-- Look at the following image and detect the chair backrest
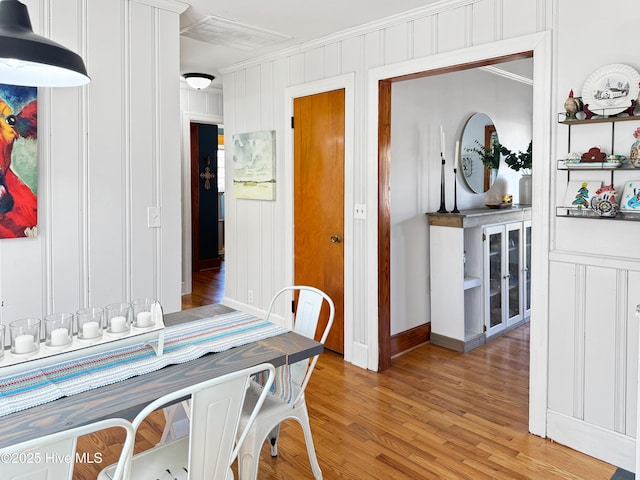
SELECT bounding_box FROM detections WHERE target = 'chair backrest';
[0,418,134,480]
[131,362,275,480]
[266,286,334,404]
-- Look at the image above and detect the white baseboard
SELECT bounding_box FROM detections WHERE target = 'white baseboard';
[547,409,635,472]
[220,297,287,327]
[220,297,265,319]
[350,342,369,369]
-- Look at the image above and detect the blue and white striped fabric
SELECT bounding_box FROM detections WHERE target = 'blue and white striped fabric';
[0,311,289,417]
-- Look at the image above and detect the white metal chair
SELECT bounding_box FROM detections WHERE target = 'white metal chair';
[99,363,275,480]
[0,418,134,480]
[237,285,335,480]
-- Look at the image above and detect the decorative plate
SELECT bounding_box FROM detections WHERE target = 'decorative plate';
[582,64,640,116]
[620,180,640,211]
[563,180,602,208]
[589,184,618,217]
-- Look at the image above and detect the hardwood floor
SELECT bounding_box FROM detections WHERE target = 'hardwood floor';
[74,269,617,479]
[181,263,225,309]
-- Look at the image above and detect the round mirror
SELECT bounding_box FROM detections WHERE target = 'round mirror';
[460,113,500,194]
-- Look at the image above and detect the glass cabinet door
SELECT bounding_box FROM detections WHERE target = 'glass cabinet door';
[484,225,504,336]
[506,222,523,326]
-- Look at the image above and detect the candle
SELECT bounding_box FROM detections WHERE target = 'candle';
[109,316,128,333]
[454,140,460,166]
[13,334,35,354]
[440,125,445,154]
[81,321,101,339]
[49,327,70,347]
[136,311,154,328]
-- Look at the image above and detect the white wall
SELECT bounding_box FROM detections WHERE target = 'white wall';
[219,0,640,471]
[389,67,532,334]
[0,0,185,332]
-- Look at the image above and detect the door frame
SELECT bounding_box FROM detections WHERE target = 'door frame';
[367,32,552,436]
[181,111,223,295]
[283,73,356,363]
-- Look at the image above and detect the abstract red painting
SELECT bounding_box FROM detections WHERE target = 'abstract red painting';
[0,84,37,239]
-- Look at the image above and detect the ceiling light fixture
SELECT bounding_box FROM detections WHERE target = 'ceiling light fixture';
[0,0,90,87]
[183,73,214,90]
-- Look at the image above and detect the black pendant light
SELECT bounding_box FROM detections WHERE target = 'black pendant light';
[0,0,89,87]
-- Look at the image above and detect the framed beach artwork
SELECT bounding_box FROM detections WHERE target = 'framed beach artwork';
[0,84,38,238]
[232,130,276,200]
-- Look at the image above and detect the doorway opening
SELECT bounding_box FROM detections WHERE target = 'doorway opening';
[379,52,534,370]
[187,122,225,302]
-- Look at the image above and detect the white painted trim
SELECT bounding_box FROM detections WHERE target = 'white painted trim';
[366,31,552,435]
[180,111,224,295]
[548,409,635,473]
[550,251,640,272]
[637,297,640,474]
[283,73,356,364]
[130,0,188,14]
[479,65,533,85]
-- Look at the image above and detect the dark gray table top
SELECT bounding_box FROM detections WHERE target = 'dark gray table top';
[0,304,323,448]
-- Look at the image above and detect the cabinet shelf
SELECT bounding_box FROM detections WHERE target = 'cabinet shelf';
[463,276,482,290]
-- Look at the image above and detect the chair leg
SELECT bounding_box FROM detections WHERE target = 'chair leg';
[159,405,178,444]
[268,424,280,457]
[297,403,322,480]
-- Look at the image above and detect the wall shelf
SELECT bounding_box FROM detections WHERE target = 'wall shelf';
[557,113,640,220]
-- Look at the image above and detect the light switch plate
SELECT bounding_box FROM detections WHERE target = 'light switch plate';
[354,204,366,219]
[147,207,161,228]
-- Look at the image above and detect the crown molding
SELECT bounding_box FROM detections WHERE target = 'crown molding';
[479,65,533,86]
[219,0,480,74]
[130,0,189,14]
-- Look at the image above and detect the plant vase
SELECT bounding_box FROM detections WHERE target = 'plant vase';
[519,174,532,205]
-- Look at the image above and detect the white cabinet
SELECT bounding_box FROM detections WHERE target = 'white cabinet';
[483,221,528,338]
[428,207,531,352]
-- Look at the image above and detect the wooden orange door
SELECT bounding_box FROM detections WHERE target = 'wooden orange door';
[293,89,345,354]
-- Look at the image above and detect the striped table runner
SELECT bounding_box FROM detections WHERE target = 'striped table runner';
[0,311,289,417]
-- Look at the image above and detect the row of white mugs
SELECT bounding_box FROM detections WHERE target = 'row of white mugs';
[0,298,160,358]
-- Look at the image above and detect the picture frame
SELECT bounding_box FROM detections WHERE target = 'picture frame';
[231,130,276,200]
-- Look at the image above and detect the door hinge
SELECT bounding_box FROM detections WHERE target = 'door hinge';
[483,324,487,332]
[482,233,486,241]
[291,300,295,313]
[291,116,294,129]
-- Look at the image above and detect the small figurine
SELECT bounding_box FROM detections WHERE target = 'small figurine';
[564,89,583,120]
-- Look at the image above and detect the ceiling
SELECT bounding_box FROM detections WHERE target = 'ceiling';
[179,0,444,88]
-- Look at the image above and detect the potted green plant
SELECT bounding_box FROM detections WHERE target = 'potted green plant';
[502,140,533,204]
[503,140,532,174]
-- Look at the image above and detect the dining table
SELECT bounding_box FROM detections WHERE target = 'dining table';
[0,304,323,449]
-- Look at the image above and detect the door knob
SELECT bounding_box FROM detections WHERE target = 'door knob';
[330,234,342,243]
